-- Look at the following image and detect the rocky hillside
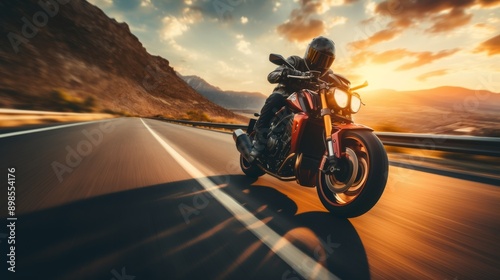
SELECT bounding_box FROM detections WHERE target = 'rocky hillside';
[179,74,266,111]
[0,0,242,121]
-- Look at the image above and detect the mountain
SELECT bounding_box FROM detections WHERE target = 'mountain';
[0,0,242,121]
[355,86,500,136]
[179,74,266,111]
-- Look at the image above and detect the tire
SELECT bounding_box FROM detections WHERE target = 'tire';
[317,130,388,217]
[240,154,265,178]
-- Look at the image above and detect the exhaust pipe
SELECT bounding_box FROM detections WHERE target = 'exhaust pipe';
[233,129,254,162]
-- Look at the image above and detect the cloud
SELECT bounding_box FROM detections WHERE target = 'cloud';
[182,7,203,24]
[87,0,113,7]
[237,41,251,54]
[426,7,473,33]
[140,0,152,7]
[348,48,460,70]
[474,34,500,56]
[373,0,497,34]
[277,18,325,42]
[371,48,413,64]
[216,60,250,77]
[160,7,203,41]
[350,0,500,50]
[327,16,347,28]
[236,36,252,55]
[276,0,357,42]
[349,50,375,68]
[273,2,281,12]
[365,0,376,15]
[161,16,189,40]
[473,23,497,33]
[349,28,402,49]
[159,7,204,60]
[396,49,460,70]
[417,69,449,82]
[241,16,248,24]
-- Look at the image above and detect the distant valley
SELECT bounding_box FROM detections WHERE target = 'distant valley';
[179,74,266,112]
[355,86,500,137]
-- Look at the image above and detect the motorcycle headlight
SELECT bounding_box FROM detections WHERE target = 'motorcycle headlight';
[351,93,362,113]
[334,89,348,109]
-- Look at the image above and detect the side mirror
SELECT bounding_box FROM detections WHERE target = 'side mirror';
[351,81,369,91]
[269,53,295,69]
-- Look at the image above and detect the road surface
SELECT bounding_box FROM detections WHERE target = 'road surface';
[1,118,499,279]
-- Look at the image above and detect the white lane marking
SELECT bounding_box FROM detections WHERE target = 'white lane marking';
[141,118,339,280]
[0,119,116,138]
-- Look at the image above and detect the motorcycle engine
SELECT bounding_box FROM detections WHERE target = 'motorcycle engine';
[266,113,293,159]
[267,135,279,155]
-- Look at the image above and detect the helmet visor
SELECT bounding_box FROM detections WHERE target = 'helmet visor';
[306,47,335,71]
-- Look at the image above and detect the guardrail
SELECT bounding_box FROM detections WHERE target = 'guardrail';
[156,118,500,157]
[374,132,500,157]
[157,118,247,130]
[0,109,92,116]
[0,109,116,128]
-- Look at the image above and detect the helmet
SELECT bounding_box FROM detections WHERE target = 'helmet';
[304,36,335,74]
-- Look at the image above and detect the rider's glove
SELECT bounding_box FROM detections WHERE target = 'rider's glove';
[282,68,304,79]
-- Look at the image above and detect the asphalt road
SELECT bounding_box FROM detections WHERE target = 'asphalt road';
[0,118,499,280]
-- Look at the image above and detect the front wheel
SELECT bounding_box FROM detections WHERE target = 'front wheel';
[317,130,388,217]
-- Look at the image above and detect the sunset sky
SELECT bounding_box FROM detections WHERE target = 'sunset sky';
[88,0,500,95]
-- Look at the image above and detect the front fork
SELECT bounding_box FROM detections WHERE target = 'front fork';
[319,89,373,175]
[319,88,337,174]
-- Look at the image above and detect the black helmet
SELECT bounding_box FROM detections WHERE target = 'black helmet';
[304,36,335,73]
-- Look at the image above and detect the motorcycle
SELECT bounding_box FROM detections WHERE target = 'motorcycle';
[232,53,388,217]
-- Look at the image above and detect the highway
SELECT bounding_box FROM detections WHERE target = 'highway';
[1,118,499,280]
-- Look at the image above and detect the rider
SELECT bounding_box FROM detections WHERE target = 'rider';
[249,36,336,161]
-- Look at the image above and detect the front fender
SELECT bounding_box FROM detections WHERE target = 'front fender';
[331,123,373,159]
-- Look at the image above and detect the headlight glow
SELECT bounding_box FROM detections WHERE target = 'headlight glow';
[334,89,348,108]
[351,94,361,113]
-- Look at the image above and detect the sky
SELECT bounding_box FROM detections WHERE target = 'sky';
[88,0,500,95]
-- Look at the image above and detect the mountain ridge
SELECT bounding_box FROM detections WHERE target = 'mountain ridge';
[178,73,267,111]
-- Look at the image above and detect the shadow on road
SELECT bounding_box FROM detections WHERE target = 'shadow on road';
[223,175,370,280]
[6,175,369,280]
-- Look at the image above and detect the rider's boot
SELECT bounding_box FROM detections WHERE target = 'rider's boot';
[248,128,266,162]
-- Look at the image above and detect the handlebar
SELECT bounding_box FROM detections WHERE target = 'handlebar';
[286,70,338,89]
[286,74,313,80]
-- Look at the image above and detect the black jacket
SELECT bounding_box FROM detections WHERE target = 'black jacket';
[267,55,335,96]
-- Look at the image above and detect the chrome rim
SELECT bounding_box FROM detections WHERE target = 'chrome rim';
[325,148,358,193]
[323,135,370,205]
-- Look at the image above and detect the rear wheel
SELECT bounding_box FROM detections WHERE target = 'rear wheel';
[317,130,388,217]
